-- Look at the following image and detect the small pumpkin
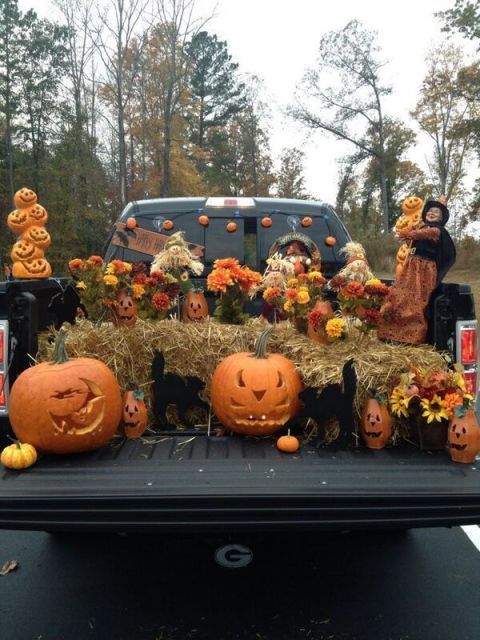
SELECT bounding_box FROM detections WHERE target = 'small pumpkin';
[12,258,52,279]
[9,329,122,454]
[226,221,237,233]
[210,327,303,436]
[163,219,174,230]
[277,430,300,453]
[21,225,51,249]
[360,396,392,449]
[122,390,148,439]
[261,217,272,228]
[10,239,43,262]
[449,409,480,464]
[7,209,33,234]
[126,217,137,230]
[402,195,423,217]
[302,217,312,227]
[1,440,37,469]
[14,188,37,209]
[112,289,137,327]
[325,236,336,247]
[198,215,209,226]
[26,204,48,225]
[182,290,209,322]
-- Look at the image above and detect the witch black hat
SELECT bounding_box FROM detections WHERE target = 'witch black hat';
[422,195,449,224]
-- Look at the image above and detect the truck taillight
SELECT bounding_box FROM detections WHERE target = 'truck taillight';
[463,371,478,397]
[456,320,478,401]
[460,326,477,365]
[0,320,8,414]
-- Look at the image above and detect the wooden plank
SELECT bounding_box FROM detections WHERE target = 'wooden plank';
[111,223,204,258]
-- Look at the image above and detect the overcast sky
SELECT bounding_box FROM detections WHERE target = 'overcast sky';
[26,0,478,208]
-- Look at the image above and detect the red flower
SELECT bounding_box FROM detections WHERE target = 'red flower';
[131,262,147,274]
[328,275,347,291]
[341,282,365,299]
[146,277,159,287]
[151,292,171,311]
[133,273,148,285]
[150,270,165,281]
[362,308,381,325]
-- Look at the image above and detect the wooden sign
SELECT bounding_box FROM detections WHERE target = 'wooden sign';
[111,223,204,258]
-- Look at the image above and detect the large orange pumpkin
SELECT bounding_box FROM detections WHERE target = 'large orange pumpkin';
[210,327,303,436]
[9,330,122,454]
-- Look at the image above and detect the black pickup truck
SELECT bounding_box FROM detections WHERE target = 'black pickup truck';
[0,197,478,534]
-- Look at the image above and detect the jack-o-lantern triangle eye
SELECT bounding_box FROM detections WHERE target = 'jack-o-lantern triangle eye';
[277,372,285,387]
[236,369,246,387]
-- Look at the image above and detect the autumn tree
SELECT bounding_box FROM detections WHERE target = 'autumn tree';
[439,0,480,43]
[276,147,309,199]
[411,44,479,200]
[290,20,392,232]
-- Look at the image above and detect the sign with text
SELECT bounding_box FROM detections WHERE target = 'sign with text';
[111,223,204,258]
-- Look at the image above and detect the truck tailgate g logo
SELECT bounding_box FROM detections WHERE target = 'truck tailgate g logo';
[214,544,253,568]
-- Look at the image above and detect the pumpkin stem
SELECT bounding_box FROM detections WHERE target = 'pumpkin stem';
[6,435,21,449]
[52,329,70,364]
[252,327,273,359]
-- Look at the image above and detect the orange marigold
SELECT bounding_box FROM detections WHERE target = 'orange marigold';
[87,255,103,265]
[213,257,240,270]
[443,392,464,418]
[234,266,262,291]
[285,288,299,301]
[207,267,234,294]
[341,281,365,299]
[68,258,85,271]
[151,292,170,311]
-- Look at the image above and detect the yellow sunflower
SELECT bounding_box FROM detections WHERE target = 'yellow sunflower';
[390,387,410,418]
[420,394,449,423]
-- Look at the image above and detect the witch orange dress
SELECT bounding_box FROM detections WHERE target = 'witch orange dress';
[378,226,441,345]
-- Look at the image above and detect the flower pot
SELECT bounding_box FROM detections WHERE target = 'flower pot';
[448,409,480,464]
[411,415,448,451]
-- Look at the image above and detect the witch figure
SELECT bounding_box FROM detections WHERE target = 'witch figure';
[378,196,456,345]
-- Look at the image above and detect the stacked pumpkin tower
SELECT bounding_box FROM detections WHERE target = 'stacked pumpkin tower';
[7,188,52,279]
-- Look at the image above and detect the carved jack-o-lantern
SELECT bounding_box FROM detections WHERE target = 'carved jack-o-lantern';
[14,188,37,209]
[210,327,303,436]
[10,239,43,262]
[402,196,423,217]
[21,225,51,249]
[448,410,480,464]
[182,290,209,322]
[26,204,48,225]
[9,330,122,454]
[122,390,148,439]
[12,258,52,279]
[7,209,33,234]
[112,289,137,327]
[360,397,393,449]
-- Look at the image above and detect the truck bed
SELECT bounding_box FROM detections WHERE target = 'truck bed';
[0,434,479,532]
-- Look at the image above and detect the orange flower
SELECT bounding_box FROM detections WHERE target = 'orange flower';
[443,392,464,418]
[110,259,128,274]
[68,258,85,271]
[263,286,281,301]
[87,255,103,265]
[207,267,234,294]
[234,266,262,291]
[151,292,170,311]
[341,282,365,299]
[298,273,309,282]
[214,257,240,270]
[285,288,299,301]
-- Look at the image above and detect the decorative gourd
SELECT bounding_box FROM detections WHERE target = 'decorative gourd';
[198,215,209,226]
[277,430,300,453]
[360,396,392,449]
[325,236,336,247]
[210,327,303,436]
[112,289,137,327]
[14,188,37,209]
[302,217,312,227]
[1,441,37,469]
[163,219,174,230]
[126,217,137,230]
[226,221,237,233]
[9,329,122,454]
[182,290,209,322]
[10,240,43,262]
[261,217,272,228]
[122,390,148,439]
[449,409,480,464]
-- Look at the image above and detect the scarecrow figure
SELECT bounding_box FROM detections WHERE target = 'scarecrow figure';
[335,241,374,285]
[378,196,456,345]
[151,231,204,293]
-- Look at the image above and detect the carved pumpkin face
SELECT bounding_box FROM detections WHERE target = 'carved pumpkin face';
[123,390,148,439]
[112,290,137,327]
[449,410,480,464]
[9,333,122,454]
[396,243,410,263]
[360,398,393,449]
[182,290,209,322]
[10,240,43,262]
[14,188,37,209]
[26,204,48,225]
[12,258,52,279]
[22,225,51,249]
[7,209,32,234]
[211,329,303,436]
[402,196,423,217]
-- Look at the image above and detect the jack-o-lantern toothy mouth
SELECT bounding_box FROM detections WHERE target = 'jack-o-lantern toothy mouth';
[450,443,467,451]
[125,420,141,429]
[365,431,382,438]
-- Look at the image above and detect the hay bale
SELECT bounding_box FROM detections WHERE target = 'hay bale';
[38,318,446,438]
